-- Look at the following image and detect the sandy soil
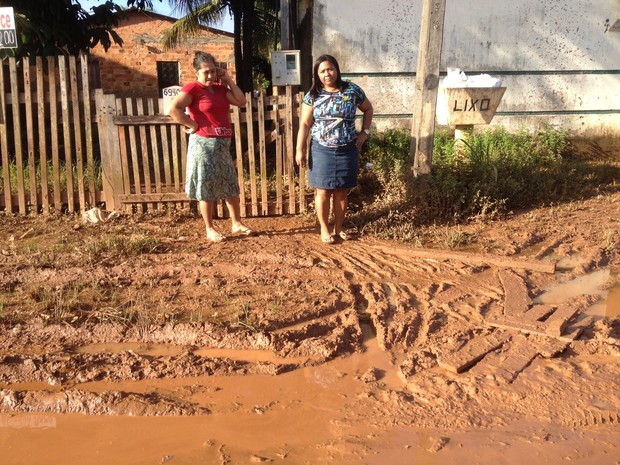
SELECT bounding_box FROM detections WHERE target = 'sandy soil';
[0,192,619,465]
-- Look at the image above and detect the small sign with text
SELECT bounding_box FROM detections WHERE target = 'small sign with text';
[0,7,18,49]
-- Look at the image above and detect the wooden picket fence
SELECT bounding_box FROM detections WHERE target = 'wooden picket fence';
[0,54,100,214]
[0,53,307,217]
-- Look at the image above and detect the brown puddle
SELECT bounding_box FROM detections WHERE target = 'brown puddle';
[194,347,312,365]
[1,328,409,464]
[535,269,620,319]
[2,206,620,464]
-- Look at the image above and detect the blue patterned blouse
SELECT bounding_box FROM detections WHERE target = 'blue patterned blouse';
[303,82,366,147]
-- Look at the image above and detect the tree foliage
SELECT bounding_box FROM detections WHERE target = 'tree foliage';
[0,0,131,58]
[163,0,278,92]
[1,0,279,92]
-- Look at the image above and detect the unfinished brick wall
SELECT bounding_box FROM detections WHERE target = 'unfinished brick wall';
[89,9,235,99]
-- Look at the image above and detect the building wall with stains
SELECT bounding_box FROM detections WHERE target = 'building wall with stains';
[89,10,235,99]
[309,0,620,150]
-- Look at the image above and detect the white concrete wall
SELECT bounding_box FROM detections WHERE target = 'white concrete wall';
[310,0,620,142]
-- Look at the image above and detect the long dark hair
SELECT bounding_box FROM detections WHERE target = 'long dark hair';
[309,54,346,98]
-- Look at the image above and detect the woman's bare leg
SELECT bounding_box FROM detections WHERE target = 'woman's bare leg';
[199,200,224,242]
[315,188,333,241]
[333,189,349,236]
[225,194,253,233]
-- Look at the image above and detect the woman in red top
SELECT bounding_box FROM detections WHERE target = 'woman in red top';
[170,51,255,242]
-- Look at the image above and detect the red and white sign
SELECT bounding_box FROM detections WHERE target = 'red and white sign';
[0,7,17,49]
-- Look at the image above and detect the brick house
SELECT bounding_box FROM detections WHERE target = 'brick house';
[89,9,235,99]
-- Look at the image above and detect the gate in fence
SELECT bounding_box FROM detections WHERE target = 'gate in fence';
[95,86,307,217]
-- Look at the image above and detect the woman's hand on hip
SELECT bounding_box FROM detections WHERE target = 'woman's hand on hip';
[184,123,199,135]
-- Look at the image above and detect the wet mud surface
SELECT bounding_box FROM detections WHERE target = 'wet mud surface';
[1,193,620,464]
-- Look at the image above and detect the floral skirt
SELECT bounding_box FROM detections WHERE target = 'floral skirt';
[185,135,240,201]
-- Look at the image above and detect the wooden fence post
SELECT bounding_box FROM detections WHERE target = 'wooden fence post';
[245,92,259,216]
[58,56,75,212]
[36,57,50,214]
[48,56,62,211]
[95,90,125,211]
[257,92,268,216]
[69,56,86,211]
[297,91,306,212]
[80,53,96,207]
[285,85,296,214]
[0,60,11,213]
[23,62,38,212]
[410,0,446,176]
[231,105,246,216]
[9,58,26,214]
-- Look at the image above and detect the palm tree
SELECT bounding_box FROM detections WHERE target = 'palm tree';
[161,0,278,92]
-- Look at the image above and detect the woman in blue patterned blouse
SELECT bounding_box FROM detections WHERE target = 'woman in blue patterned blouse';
[296,54,374,244]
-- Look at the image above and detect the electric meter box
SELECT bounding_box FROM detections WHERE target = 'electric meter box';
[271,50,301,86]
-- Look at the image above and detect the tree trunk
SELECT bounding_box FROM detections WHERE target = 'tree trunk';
[241,1,255,92]
[232,3,243,87]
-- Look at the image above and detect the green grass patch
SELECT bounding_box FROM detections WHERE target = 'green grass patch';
[354,125,620,241]
[0,159,103,195]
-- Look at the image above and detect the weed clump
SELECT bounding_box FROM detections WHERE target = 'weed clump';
[353,125,615,242]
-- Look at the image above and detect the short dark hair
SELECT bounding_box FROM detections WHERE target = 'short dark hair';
[193,51,216,71]
[309,54,345,98]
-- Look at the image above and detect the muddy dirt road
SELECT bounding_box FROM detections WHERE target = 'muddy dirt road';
[1,192,619,464]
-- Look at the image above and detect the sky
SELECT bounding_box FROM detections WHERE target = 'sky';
[78,0,234,32]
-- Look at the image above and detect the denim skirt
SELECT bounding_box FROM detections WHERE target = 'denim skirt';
[308,140,359,189]
[185,134,240,201]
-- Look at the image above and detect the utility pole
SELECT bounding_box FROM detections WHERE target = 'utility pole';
[280,0,291,50]
[410,0,446,176]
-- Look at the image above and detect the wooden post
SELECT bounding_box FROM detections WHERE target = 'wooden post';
[48,57,62,211]
[147,99,163,210]
[69,56,86,212]
[231,105,246,217]
[80,54,96,208]
[245,92,259,216]
[58,56,75,212]
[285,85,296,214]
[95,90,125,211]
[36,57,50,214]
[454,124,474,156]
[410,0,446,176]
[258,92,268,215]
[9,58,26,214]
[23,61,38,212]
[0,59,11,213]
[297,91,306,212]
[280,0,291,50]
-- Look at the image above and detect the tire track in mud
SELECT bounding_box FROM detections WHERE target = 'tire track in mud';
[312,239,505,357]
[303,237,620,431]
[1,228,619,430]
